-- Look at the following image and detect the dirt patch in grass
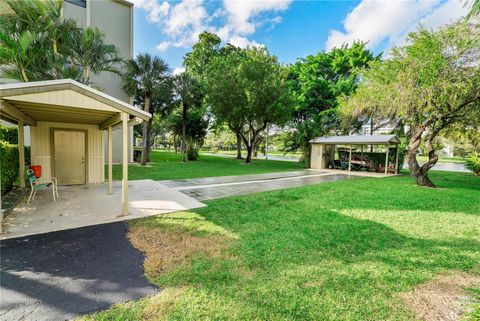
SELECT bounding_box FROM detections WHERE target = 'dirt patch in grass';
[128,226,229,278]
[400,272,480,321]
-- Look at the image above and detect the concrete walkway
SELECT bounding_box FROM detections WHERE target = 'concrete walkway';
[0,222,158,321]
[2,179,205,240]
[161,170,358,201]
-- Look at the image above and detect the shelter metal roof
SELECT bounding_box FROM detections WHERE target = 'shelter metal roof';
[0,79,151,127]
[310,134,401,145]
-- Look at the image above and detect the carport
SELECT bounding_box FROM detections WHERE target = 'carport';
[309,135,402,175]
[0,79,205,239]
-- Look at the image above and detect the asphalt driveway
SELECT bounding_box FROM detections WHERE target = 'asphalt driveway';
[0,222,158,321]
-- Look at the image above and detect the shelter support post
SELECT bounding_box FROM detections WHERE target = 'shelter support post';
[348,145,352,171]
[108,125,113,195]
[121,113,128,216]
[18,120,25,188]
[395,145,399,174]
[384,144,390,175]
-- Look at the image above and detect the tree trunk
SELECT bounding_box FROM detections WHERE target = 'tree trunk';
[253,141,259,158]
[406,126,437,188]
[245,144,253,163]
[140,96,150,166]
[146,117,153,163]
[181,103,187,162]
[173,134,178,153]
[236,133,243,159]
[302,144,311,168]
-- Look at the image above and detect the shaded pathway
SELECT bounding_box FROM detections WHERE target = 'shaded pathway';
[0,222,158,321]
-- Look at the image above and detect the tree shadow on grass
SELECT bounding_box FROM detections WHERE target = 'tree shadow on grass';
[165,174,480,319]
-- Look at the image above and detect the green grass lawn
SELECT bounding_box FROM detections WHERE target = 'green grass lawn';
[111,150,304,180]
[202,150,303,157]
[86,171,479,320]
[416,155,465,163]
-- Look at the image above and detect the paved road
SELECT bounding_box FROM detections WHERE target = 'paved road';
[161,170,355,201]
[0,222,158,321]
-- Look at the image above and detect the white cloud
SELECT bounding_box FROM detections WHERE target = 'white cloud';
[222,0,291,35]
[134,0,292,53]
[228,35,264,49]
[173,67,185,75]
[155,41,170,52]
[133,0,170,23]
[326,0,468,52]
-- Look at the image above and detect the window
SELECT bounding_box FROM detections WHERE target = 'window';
[64,0,86,8]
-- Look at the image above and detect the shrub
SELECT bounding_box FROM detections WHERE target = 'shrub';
[0,140,19,195]
[187,148,199,161]
[133,148,142,162]
[0,125,18,144]
[465,153,480,176]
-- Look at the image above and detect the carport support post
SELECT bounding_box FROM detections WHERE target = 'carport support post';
[108,126,113,195]
[18,120,25,188]
[384,144,390,175]
[121,113,128,215]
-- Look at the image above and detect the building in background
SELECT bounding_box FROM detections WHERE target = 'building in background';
[63,0,135,163]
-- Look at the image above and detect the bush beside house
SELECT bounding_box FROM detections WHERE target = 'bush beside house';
[0,140,19,194]
[0,125,30,194]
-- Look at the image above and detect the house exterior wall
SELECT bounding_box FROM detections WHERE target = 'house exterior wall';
[63,0,134,163]
[31,122,104,184]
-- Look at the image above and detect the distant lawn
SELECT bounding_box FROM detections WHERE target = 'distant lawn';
[84,171,480,320]
[416,155,465,164]
[111,150,304,181]
[202,149,303,157]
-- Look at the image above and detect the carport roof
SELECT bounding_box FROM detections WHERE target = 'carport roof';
[0,79,151,127]
[310,134,401,145]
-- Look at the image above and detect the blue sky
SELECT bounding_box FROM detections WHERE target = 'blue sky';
[133,0,467,72]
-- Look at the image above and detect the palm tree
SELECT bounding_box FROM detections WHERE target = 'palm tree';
[0,0,80,81]
[71,27,124,85]
[0,31,36,81]
[172,72,203,162]
[466,0,480,19]
[122,54,170,165]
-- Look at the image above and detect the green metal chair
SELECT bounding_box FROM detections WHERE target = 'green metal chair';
[26,169,59,204]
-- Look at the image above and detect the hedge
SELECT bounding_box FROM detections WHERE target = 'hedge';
[1,140,19,195]
[0,125,31,195]
[338,146,405,171]
[0,125,18,144]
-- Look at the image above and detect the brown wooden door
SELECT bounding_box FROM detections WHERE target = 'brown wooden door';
[54,130,86,185]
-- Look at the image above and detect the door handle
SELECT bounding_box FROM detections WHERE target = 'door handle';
[81,157,85,163]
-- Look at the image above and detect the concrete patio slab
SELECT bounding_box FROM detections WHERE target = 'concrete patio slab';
[1,179,205,240]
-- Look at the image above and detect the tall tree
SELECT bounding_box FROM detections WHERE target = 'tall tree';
[184,32,246,159]
[123,54,170,165]
[172,72,203,162]
[340,21,480,187]
[205,47,293,163]
[286,42,377,166]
